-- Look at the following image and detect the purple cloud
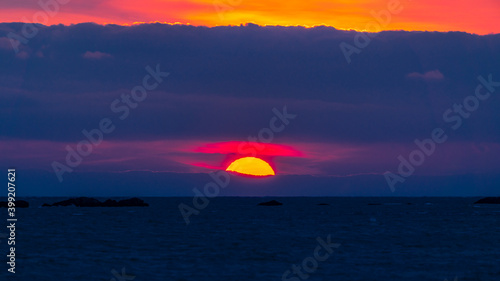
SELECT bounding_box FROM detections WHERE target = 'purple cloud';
[83,51,112,59]
[407,70,444,80]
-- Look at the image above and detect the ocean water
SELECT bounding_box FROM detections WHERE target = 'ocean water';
[2,197,499,280]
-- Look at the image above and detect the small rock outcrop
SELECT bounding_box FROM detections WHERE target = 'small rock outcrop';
[114,197,149,207]
[51,197,102,207]
[0,200,29,208]
[474,197,500,204]
[102,199,119,207]
[43,197,149,207]
[258,200,283,206]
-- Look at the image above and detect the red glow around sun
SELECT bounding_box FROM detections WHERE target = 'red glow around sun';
[194,141,302,157]
[226,157,275,177]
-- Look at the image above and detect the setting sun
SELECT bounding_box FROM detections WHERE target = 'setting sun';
[226,157,275,177]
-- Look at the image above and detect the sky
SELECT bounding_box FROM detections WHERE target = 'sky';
[1,1,500,196]
[0,0,499,34]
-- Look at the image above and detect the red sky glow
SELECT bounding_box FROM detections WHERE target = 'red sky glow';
[0,0,498,34]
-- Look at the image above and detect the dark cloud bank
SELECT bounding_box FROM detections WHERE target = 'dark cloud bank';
[1,23,499,196]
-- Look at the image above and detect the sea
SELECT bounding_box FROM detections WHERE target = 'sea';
[1,197,499,281]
